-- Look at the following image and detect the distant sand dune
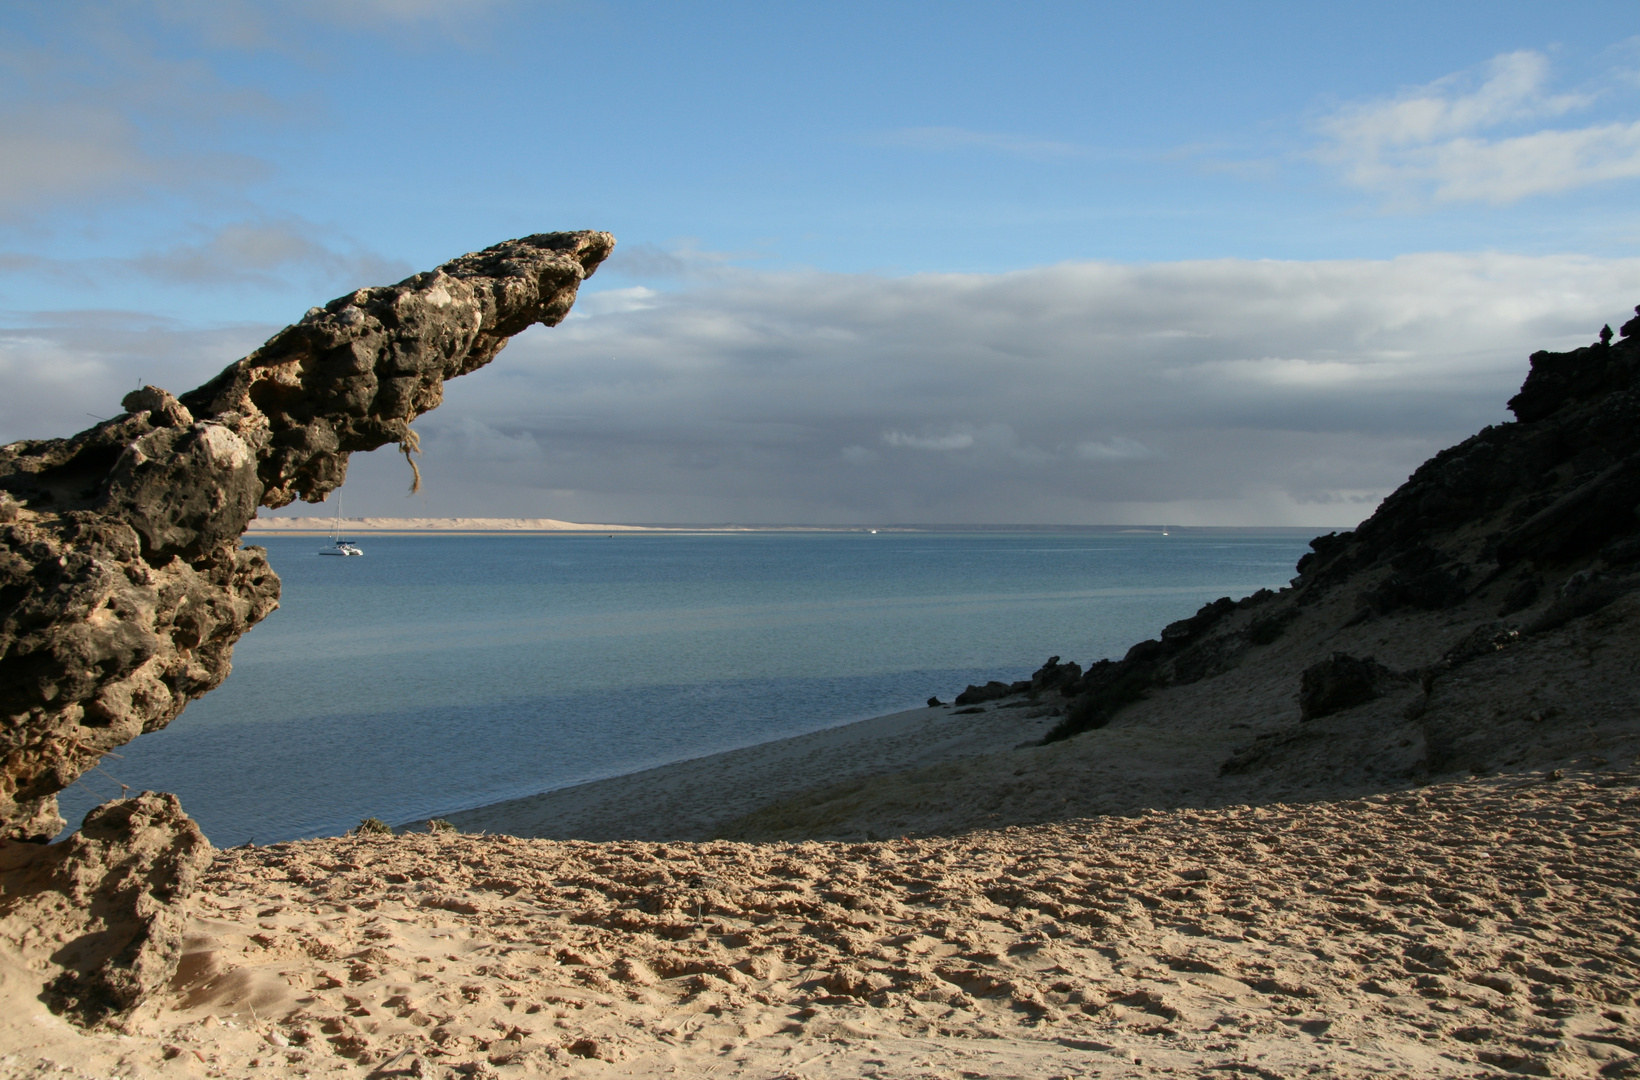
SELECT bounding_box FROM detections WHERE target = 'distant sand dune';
[246,516,653,533]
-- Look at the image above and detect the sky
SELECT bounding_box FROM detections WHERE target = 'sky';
[2,2,1639,526]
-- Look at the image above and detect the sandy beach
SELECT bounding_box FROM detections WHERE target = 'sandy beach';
[5,766,1637,1080]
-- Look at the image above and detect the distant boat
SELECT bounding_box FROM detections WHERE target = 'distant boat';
[319,496,363,557]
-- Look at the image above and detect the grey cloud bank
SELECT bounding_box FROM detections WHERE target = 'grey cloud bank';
[8,253,1640,527]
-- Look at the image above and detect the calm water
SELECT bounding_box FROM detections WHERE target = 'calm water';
[58,530,1315,845]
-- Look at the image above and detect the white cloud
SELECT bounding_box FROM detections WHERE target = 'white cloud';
[0,0,520,219]
[1325,52,1586,149]
[883,430,975,451]
[296,0,519,30]
[0,101,267,215]
[574,287,662,317]
[0,313,273,441]
[597,240,777,285]
[1412,122,1640,203]
[0,9,279,217]
[1317,50,1640,204]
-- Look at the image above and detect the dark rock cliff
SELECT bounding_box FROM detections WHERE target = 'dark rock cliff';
[1029,304,1640,761]
[0,231,614,842]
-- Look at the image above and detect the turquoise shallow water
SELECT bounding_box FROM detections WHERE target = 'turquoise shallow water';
[57,529,1316,846]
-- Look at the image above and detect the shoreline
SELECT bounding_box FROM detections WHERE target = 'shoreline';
[248,517,1339,536]
[436,697,1064,841]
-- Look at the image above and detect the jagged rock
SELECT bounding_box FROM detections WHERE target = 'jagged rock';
[1247,607,1298,644]
[1282,313,1640,603]
[1440,623,1520,666]
[1359,547,1471,614]
[1121,638,1163,664]
[0,792,212,1025]
[1507,335,1635,424]
[1159,597,1236,645]
[954,680,1021,706]
[1028,655,1082,695]
[1524,571,1637,634]
[1298,653,1398,722]
[1036,597,1247,743]
[0,231,613,841]
[1497,574,1542,616]
[1046,658,1153,739]
[1494,453,1640,566]
[1293,531,1350,578]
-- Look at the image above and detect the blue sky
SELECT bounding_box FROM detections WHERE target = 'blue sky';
[3,2,1640,524]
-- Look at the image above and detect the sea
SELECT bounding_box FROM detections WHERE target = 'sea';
[56,528,1321,846]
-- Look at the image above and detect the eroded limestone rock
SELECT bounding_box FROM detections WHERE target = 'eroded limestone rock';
[0,231,613,840]
[0,792,212,1025]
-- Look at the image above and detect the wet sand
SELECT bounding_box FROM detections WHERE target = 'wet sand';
[441,701,1064,842]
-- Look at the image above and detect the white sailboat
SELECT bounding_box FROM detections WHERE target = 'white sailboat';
[318,495,363,556]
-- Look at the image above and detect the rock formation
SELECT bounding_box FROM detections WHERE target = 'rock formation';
[0,792,212,1025]
[0,231,614,843]
[1033,304,1640,757]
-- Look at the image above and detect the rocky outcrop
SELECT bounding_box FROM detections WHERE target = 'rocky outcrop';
[955,679,1027,706]
[1021,306,1640,761]
[1297,652,1399,722]
[0,792,212,1025]
[0,231,613,841]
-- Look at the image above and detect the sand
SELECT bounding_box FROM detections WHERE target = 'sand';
[3,766,1638,1079]
[443,702,1066,842]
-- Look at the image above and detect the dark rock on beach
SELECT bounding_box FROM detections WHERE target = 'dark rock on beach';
[954,679,1027,706]
[1298,652,1399,722]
